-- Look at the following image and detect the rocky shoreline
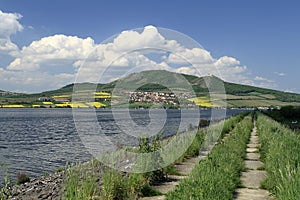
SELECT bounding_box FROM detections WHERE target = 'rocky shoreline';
[3,159,104,200]
[7,171,65,200]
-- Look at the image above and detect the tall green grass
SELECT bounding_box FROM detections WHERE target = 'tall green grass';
[0,166,11,200]
[220,112,248,138]
[63,160,101,200]
[166,115,253,200]
[106,135,164,198]
[257,113,300,200]
[100,169,132,200]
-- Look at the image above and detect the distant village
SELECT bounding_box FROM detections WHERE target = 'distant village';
[129,91,178,106]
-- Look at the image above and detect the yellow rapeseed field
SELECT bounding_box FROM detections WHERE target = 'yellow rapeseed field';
[43,102,53,105]
[2,105,25,108]
[188,97,215,107]
[55,102,106,108]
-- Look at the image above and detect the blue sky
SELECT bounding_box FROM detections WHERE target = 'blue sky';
[0,0,299,93]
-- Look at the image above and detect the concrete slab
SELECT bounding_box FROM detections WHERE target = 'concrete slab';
[245,160,264,170]
[235,188,275,200]
[152,181,179,194]
[250,136,259,144]
[140,195,165,200]
[241,170,267,189]
[246,148,258,153]
[174,157,201,175]
[247,143,260,148]
[246,153,260,160]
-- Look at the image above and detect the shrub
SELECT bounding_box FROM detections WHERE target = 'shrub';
[16,172,30,185]
[56,167,64,173]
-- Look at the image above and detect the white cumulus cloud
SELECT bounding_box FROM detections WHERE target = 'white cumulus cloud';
[8,34,95,71]
[112,25,181,52]
[215,56,240,67]
[0,10,23,54]
[167,48,214,64]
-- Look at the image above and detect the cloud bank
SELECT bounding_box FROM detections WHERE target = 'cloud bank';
[0,10,276,93]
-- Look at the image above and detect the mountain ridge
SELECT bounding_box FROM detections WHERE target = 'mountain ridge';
[1,70,300,108]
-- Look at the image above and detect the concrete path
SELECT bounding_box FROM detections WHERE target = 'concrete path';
[139,148,211,200]
[234,124,275,200]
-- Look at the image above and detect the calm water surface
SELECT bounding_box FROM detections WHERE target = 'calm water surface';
[0,108,246,184]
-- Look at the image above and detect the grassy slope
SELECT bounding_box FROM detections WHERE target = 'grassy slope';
[256,113,300,199]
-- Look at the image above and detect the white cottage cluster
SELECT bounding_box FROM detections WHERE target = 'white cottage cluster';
[129,91,178,106]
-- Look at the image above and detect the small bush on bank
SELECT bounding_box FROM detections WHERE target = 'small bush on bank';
[16,172,30,185]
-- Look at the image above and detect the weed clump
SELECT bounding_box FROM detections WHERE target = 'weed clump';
[16,172,30,185]
[0,167,11,200]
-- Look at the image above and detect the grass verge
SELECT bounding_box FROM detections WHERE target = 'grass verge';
[256,113,300,200]
[63,159,101,200]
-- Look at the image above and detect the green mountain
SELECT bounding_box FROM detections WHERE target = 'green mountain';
[1,70,300,108]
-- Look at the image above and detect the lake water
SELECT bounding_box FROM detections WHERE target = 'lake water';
[0,108,246,185]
